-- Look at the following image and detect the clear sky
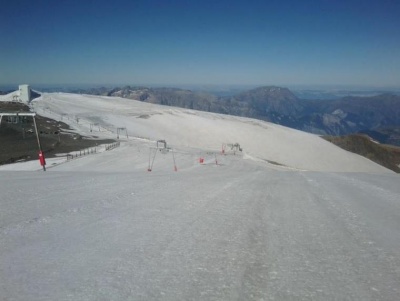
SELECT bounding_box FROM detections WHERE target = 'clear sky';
[1,0,399,88]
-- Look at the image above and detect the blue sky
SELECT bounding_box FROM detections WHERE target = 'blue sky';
[1,0,399,88]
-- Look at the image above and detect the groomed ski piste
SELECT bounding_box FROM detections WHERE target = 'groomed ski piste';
[1,92,399,300]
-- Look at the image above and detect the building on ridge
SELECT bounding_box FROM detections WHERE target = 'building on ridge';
[18,84,31,103]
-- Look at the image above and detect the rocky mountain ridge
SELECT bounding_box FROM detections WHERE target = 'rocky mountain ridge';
[70,85,400,146]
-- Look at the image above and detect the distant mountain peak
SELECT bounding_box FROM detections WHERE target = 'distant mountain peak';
[233,85,301,116]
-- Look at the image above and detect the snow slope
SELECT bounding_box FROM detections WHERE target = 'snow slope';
[2,91,389,173]
[1,161,400,300]
[1,92,400,300]
[0,90,19,102]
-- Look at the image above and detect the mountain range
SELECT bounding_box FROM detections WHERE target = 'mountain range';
[9,87,392,146]
[69,85,400,146]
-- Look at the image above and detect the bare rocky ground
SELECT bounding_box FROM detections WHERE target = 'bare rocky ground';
[324,134,400,173]
[0,102,114,165]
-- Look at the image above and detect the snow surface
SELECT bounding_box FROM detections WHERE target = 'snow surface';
[1,92,391,173]
[0,90,19,102]
[1,92,400,300]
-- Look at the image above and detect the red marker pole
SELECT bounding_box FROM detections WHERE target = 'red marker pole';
[39,151,46,171]
[33,116,46,171]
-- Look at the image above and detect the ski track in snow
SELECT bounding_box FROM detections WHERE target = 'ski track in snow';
[1,92,399,300]
[1,166,400,300]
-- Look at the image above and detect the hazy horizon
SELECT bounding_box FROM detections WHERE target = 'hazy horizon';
[1,83,400,93]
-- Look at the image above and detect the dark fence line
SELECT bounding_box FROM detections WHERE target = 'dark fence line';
[105,142,120,151]
[67,147,97,161]
[66,142,120,161]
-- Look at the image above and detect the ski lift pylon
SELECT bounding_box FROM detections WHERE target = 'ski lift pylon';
[147,140,177,172]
